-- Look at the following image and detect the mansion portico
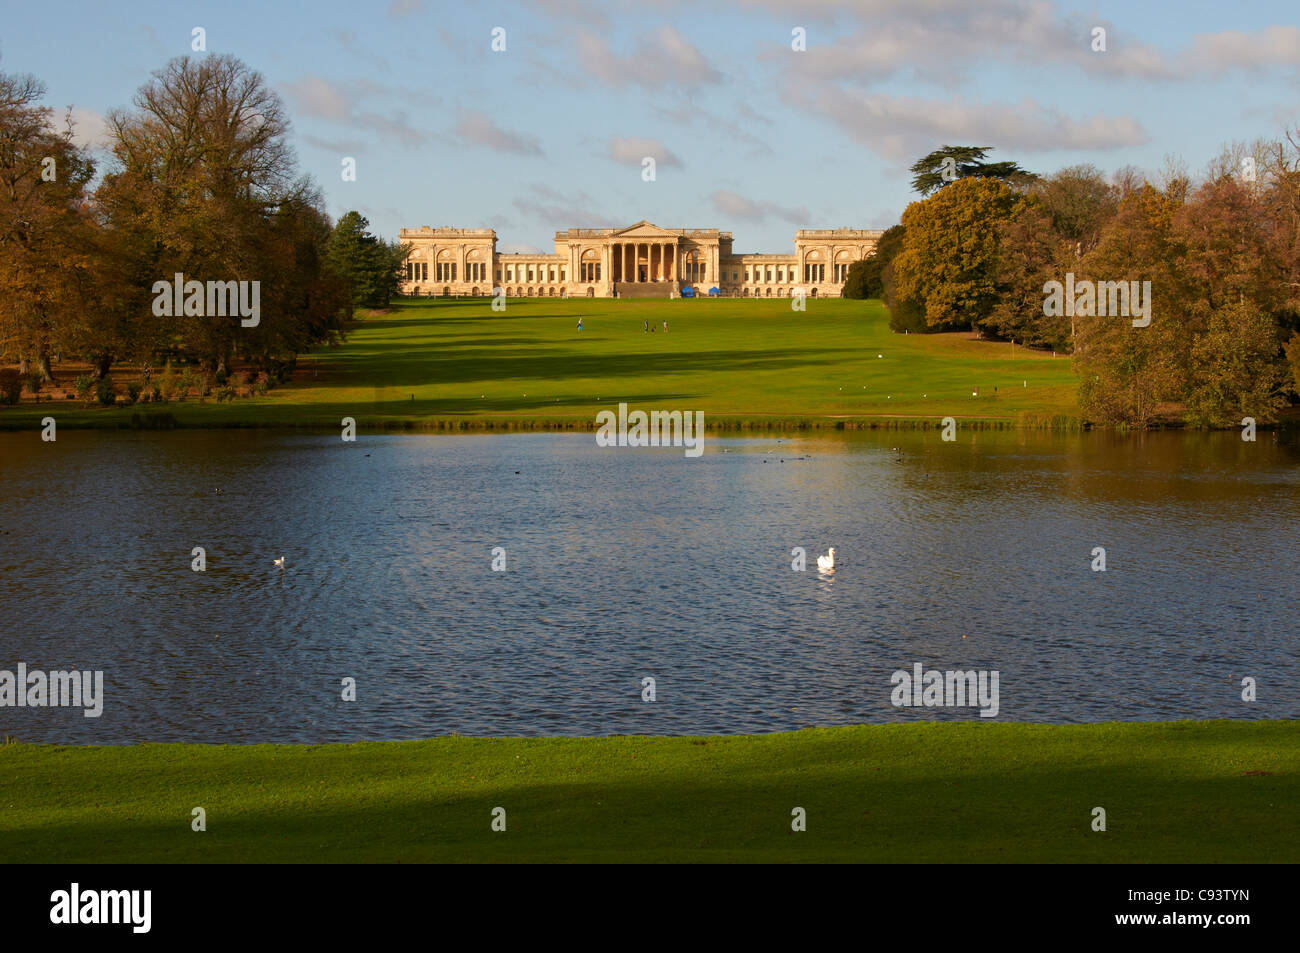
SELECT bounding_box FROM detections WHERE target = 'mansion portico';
[398,221,883,299]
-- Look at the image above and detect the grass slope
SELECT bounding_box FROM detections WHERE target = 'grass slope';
[2,721,1293,863]
[0,298,1079,431]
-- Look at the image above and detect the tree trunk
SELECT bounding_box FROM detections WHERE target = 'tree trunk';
[93,352,113,379]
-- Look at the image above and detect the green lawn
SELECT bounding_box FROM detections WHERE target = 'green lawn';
[2,721,1293,863]
[0,298,1080,430]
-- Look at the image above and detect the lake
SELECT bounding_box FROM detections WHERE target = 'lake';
[1,428,1296,743]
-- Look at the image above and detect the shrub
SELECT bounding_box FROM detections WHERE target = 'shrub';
[215,368,229,386]
[196,373,212,398]
[24,373,42,394]
[253,378,269,396]
[130,411,178,430]
[126,383,141,404]
[75,374,94,402]
[179,368,193,396]
[96,377,116,406]
[216,384,237,402]
[0,369,21,405]
[151,384,162,402]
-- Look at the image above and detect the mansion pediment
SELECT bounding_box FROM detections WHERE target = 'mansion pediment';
[611,220,680,239]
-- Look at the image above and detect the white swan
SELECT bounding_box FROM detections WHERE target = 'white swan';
[817,547,836,572]
[273,557,286,569]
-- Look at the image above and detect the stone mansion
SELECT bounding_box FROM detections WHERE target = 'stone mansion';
[398,221,883,299]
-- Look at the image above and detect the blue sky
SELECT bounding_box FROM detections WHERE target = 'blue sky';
[4,0,1298,253]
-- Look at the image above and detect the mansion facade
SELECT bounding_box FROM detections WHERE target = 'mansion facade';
[398,221,883,299]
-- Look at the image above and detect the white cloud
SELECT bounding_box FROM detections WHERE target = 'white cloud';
[711,190,809,224]
[1186,26,1300,76]
[282,76,351,121]
[453,111,543,155]
[513,184,619,225]
[788,88,1147,159]
[755,0,1296,84]
[282,75,430,149]
[608,137,681,167]
[66,107,112,150]
[575,26,723,88]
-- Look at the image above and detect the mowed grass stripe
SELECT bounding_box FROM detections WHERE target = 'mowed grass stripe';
[1,721,1292,863]
[0,299,1080,430]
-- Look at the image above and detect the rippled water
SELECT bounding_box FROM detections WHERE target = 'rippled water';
[1,428,1297,743]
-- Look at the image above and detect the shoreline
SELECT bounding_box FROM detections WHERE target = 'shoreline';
[3,410,1297,433]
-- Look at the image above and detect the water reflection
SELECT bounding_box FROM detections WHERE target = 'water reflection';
[0,428,1296,743]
